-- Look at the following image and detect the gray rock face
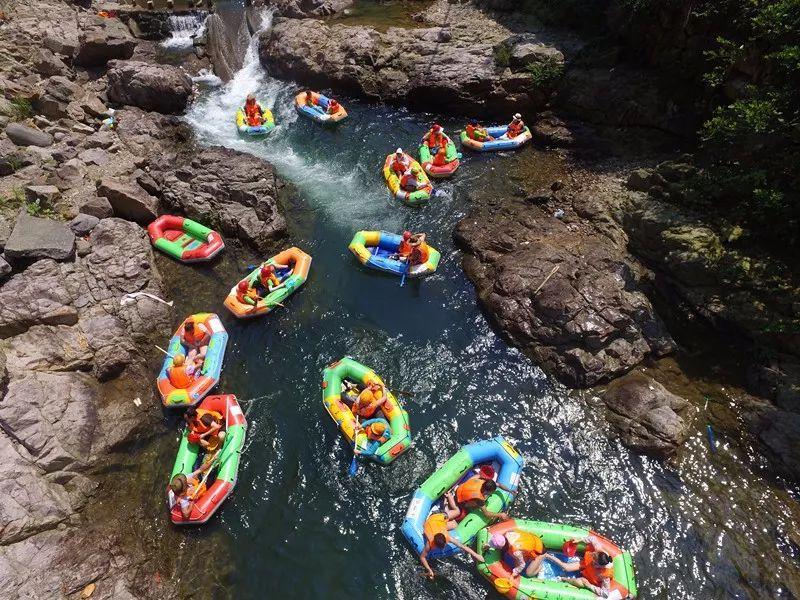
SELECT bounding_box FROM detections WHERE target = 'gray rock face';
[32,48,69,77]
[270,0,353,18]
[96,178,160,225]
[69,213,100,237]
[34,75,82,120]
[106,60,193,114]
[454,195,674,388]
[148,146,287,251]
[5,123,54,148]
[602,372,693,458]
[79,195,114,219]
[3,212,76,265]
[0,257,11,281]
[73,17,137,67]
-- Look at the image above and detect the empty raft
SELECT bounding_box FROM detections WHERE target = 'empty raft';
[147,215,224,263]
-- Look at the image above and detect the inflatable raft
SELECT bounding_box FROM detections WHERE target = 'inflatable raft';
[348,230,440,278]
[235,104,275,136]
[147,215,224,263]
[294,91,348,124]
[223,247,312,319]
[157,313,228,408]
[402,436,524,558]
[476,520,638,599]
[460,125,532,152]
[418,137,460,178]
[321,357,411,465]
[382,153,433,206]
[167,394,247,525]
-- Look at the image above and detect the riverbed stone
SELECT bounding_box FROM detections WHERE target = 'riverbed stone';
[3,212,75,266]
[5,123,54,148]
[106,60,193,114]
[69,213,100,237]
[73,18,137,67]
[78,195,114,219]
[96,178,159,225]
[24,185,60,205]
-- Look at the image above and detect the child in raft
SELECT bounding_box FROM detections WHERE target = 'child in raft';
[400,165,426,192]
[327,98,341,115]
[184,406,223,445]
[465,118,493,142]
[351,380,388,419]
[443,466,515,523]
[422,123,447,154]
[167,353,198,390]
[484,530,548,578]
[390,148,410,175]
[168,459,216,519]
[236,280,262,313]
[547,539,622,599]
[419,512,485,579]
[181,318,210,363]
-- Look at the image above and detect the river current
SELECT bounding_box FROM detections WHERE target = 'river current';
[141,5,800,599]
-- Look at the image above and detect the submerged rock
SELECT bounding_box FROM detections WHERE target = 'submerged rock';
[148,146,287,251]
[106,60,192,114]
[601,372,693,458]
[455,195,673,388]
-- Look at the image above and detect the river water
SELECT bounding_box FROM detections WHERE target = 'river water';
[152,5,800,599]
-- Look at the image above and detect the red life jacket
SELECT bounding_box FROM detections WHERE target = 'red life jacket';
[507,121,524,138]
[245,101,262,126]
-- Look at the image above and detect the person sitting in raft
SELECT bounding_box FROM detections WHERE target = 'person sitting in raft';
[465,118,493,142]
[351,380,387,419]
[422,123,447,153]
[419,512,485,580]
[167,353,197,390]
[408,233,430,266]
[389,230,414,261]
[256,264,286,296]
[304,90,318,109]
[169,460,216,520]
[400,165,426,192]
[341,380,362,407]
[181,318,210,363]
[244,93,266,127]
[485,530,547,578]
[547,540,619,599]
[355,418,391,447]
[184,406,223,445]
[236,280,262,313]
[199,428,226,463]
[502,113,525,139]
[327,98,341,115]
[444,476,509,522]
[432,145,449,167]
[390,148,411,175]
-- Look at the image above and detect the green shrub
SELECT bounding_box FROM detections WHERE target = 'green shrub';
[2,97,34,122]
[525,56,565,89]
[494,44,512,68]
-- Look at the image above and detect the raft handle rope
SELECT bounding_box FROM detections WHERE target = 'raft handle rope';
[120,291,174,307]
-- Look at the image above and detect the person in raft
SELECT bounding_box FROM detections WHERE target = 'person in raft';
[502,113,525,139]
[419,512,485,579]
[254,264,286,297]
[408,233,431,266]
[484,530,547,578]
[181,318,210,365]
[422,123,447,154]
[327,98,341,115]
[169,460,216,519]
[351,380,388,419]
[546,539,621,599]
[167,353,198,390]
[465,118,493,142]
[236,280,262,313]
[443,471,511,522]
[400,165,426,192]
[243,93,266,127]
[390,148,411,175]
[184,406,223,445]
[304,90,320,111]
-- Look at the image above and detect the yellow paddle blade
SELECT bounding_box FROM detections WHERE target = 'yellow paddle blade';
[494,578,512,593]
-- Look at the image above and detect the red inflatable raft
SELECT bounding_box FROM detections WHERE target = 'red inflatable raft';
[147,215,224,263]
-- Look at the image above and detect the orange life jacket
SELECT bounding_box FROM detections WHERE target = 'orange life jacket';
[353,388,381,418]
[507,121,524,138]
[432,148,448,166]
[167,365,193,389]
[426,131,445,149]
[305,94,316,106]
[397,239,413,257]
[260,271,280,289]
[365,423,388,443]
[328,100,339,114]
[391,158,408,174]
[244,101,263,126]
[456,475,486,504]
[581,551,615,587]
[190,409,222,435]
[187,476,207,501]
[423,513,449,551]
[182,325,208,347]
[506,531,544,561]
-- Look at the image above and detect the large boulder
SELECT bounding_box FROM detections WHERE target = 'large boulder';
[79,195,114,219]
[96,178,159,225]
[270,0,353,18]
[3,212,76,266]
[106,60,192,114]
[73,17,137,67]
[601,372,693,458]
[5,123,53,148]
[148,146,286,251]
[33,76,82,120]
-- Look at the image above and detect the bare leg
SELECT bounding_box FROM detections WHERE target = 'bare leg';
[524,555,547,577]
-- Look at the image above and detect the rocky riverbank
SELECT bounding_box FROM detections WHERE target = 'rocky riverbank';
[0,1,285,597]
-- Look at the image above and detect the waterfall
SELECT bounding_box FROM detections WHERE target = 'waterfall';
[161,13,208,50]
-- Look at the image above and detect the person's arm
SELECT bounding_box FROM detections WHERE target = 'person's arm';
[450,538,485,563]
[546,554,581,572]
[419,547,435,579]
[480,506,508,521]
[510,550,526,576]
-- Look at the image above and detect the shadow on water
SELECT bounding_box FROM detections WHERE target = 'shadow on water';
[137,6,800,600]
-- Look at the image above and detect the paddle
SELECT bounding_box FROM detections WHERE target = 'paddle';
[155,345,174,358]
[400,257,410,287]
[348,417,360,477]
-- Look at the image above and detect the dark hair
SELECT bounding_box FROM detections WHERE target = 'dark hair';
[433,533,447,549]
[185,407,197,420]
[481,479,497,494]
[596,552,612,566]
[170,474,186,494]
[185,321,194,331]
[200,414,215,426]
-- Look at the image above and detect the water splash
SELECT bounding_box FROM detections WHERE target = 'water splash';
[161,13,207,50]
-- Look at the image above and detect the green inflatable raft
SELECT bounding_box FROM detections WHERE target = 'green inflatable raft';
[476,519,638,599]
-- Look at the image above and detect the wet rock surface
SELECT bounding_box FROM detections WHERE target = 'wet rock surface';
[148,146,287,251]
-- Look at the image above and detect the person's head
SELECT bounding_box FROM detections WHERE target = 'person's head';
[432,123,441,132]
[488,533,508,550]
[395,147,403,157]
[185,406,198,422]
[261,264,275,276]
[200,413,215,427]
[370,421,386,436]
[513,113,522,122]
[170,474,187,495]
[432,532,448,549]
[237,280,249,293]
[246,93,255,103]
[402,230,412,241]
[595,552,612,567]
[184,319,195,332]
[480,479,497,495]
[173,353,185,367]
[469,118,478,125]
